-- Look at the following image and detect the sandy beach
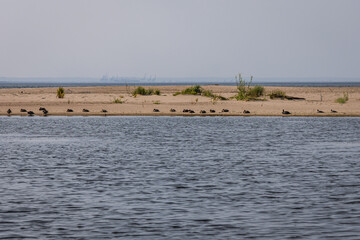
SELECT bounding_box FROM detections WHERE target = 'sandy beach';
[0,85,359,117]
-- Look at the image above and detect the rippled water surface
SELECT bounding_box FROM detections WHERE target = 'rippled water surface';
[1,116,360,239]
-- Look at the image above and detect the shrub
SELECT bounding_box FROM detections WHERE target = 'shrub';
[269,90,286,99]
[181,85,202,95]
[247,85,264,98]
[234,74,264,100]
[175,85,227,100]
[132,86,161,96]
[336,92,349,104]
[57,87,65,98]
[113,98,123,104]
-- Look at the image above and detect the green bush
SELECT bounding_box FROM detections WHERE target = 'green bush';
[247,85,264,98]
[175,85,227,100]
[181,85,202,95]
[336,92,349,104]
[113,98,123,104]
[234,74,264,100]
[57,87,65,98]
[132,86,161,96]
[269,90,286,99]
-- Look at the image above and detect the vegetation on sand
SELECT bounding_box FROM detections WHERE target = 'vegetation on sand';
[234,74,264,100]
[132,86,161,96]
[269,90,287,99]
[57,87,65,98]
[174,85,227,100]
[336,92,349,104]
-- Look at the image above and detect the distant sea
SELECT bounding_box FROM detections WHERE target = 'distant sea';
[1,81,360,89]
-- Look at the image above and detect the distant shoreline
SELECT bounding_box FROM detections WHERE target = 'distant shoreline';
[1,85,359,117]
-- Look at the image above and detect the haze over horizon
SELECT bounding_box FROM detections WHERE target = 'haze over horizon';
[1,0,359,79]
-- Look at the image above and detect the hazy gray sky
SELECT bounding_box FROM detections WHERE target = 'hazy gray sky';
[0,0,359,78]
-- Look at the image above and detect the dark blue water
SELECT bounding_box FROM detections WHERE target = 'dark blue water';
[1,116,360,239]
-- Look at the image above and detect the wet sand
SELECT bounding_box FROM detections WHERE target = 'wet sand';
[0,85,359,116]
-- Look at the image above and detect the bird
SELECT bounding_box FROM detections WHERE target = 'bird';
[170,108,176,112]
[39,107,46,111]
[27,111,34,116]
[20,109,27,112]
[67,109,73,112]
[317,109,324,113]
[7,109,11,115]
[282,109,291,115]
[210,109,216,113]
[153,109,160,112]
[243,110,250,114]
[331,109,337,113]
[189,110,195,113]
[82,109,89,112]
[183,109,189,113]
[222,109,229,112]
[200,110,206,114]
[43,109,48,115]
[101,109,108,113]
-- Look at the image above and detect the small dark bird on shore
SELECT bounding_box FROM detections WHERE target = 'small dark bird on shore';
[183,109,189,113]
[331,109,337,113]
[189,110,195,113]
[153,109,160,112]
[282,109,291,115]
[210,109,216,113]
[170,108,176,112]
[222,109,229,112]
[317,109,324,113]
[67,109,73,112]
[43,109,48,115]
[101,109,108,113]
[39,107,46,111]
[243,110,250,114]
[7,109,11,115]
[20,109,27,112]
[27,111,34,116]
[200,110,206,114]
[82,109,89,112]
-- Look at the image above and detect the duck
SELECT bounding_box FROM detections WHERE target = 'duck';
[222,109,229,112]
[67,109,73,112]
[39,107,46,111]
[20,108,27,112]
[101,109,108,113]
[183,109,189,113]
[82,109,89,112]
[200,110,206,114]
[317,109,324,113]
[7,109,11,115]
[210,109,216,113]
[243,110,250,114]
[189,110,195,113]
[331,109,337,113]
[153,109,160,112]
[282,109,291,115]
[170,108,176,112]
[27,111,34,116]
[42,109,48,115]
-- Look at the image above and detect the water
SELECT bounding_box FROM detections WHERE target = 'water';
[1,81,360,89]
[1,116,360,239]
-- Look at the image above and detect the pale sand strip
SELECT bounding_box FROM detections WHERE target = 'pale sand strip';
[0,85,359,116]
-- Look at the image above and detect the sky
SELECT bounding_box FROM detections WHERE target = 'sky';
[0,0,359,79]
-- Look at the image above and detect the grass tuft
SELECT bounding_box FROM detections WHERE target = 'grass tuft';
[57,87,65,98]
[269,90,286,99]
[132,86,161,96]
[336,92,349,104]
